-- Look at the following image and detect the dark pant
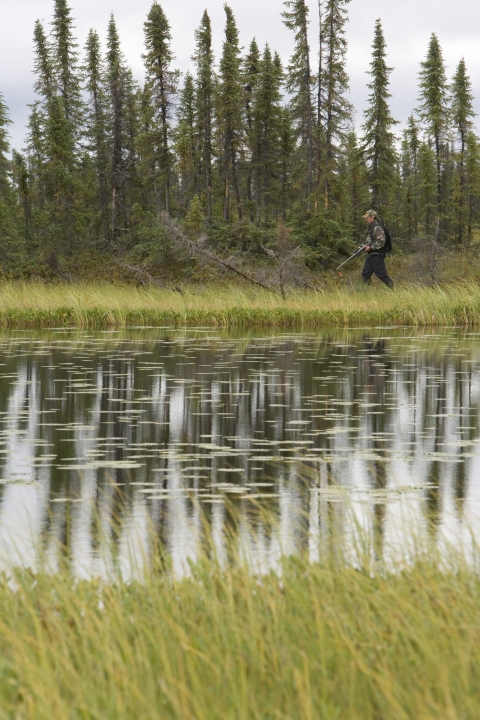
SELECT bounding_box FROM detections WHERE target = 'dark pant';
[362,253,393,288]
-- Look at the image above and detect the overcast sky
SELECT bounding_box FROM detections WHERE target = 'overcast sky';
[1,0,480,150]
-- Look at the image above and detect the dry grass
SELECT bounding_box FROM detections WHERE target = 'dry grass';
[0,545,479,719]
[0,280,479,328]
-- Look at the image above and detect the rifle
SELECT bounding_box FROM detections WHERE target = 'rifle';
[336,243,368,271]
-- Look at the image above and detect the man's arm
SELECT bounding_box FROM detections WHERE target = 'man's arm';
[368,225,386,252]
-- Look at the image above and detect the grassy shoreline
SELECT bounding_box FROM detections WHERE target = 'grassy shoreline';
[2,554,479,718]
[0,281,479,328]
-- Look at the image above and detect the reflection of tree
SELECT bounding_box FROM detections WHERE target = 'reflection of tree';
[1,330,480,575]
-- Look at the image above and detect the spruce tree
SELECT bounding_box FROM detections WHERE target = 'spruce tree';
[465,131,480,243]
[217,4,244,221]
[184,194,205,240]
[84,29,109,242]
[175,72,198,208]
[0,93,20,254]
[417,141,437,234]
[404,114,420,236]
[192,10,215,220]
[143,1,179,217]
[451,58,475,243]
[33,20,55,102]
[51,0,82,128]
[318,0,352,208]
[243,38,261,221]
[252,44,284,222]
[417,33,449,213]
[341,131,369,240]
[12,151,31,244]
[106,14,137,248]
[361,19,398,215]
[282,0,314,202]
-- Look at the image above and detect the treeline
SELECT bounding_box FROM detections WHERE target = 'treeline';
[0,0,479,275]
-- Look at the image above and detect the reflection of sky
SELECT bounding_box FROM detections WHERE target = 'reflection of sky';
[0,329,479,578]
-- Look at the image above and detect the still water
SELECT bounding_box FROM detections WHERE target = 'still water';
[0,326,479,578]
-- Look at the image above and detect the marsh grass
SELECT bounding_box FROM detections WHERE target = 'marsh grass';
[0,540,479,719]
[0,280,480,328]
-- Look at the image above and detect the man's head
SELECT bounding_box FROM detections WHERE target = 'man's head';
[363,210,377,225]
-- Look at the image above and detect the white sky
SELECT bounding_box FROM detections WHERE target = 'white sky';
[1,0,480,150]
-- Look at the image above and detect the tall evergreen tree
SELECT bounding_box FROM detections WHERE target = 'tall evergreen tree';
[361,19,398,214]
[417,33,449,213]
[252,44,284,222]
[341,131,369,240]
[318,0,352,208]
[282,0,314,203]
[465,131,480,243]
[417,141,437,234]
[192,10,215,220]
[12,151,31,244]
[33,20,55,102]
[143,1,179,217]
[84,29,109,242]
[451,58,475,243]
[217,4,244,221]
[51,0,82,128]
[243,38,261,221]
[0,94,20,253]
[175,72,198,207]
[106,14,138,248]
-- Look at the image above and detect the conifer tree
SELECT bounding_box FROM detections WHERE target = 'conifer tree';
[243,38,261,221]
[253,44,284,222]
[279,107,295,221]
[417,141,437,234]
[192,10,215,220]
[33,20,55,102]
[465,131,480,243]
[106,14,136,248]
[84,29,109,242]
[12,151,31,244]
[184,194,205,240]
[361,19,398,215]
[341,131,369,240]
[318,0,352,208]
[51,0,82,128]
[0,93,20,253]
[451,58,475,243]
[417,33,449,212]
[143,1,179,217]
[282,0,314,202]
[403,114,420,236]
[217,4,244,221]
[175,72,197,207]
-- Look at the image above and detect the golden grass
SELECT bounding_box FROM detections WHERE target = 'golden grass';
[1,547,479,719]
[0,280,479,327]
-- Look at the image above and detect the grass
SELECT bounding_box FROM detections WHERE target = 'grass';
[0,280,479,328]
[1,543,480,719]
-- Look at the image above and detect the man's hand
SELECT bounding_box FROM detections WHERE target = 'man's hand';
[365,245,371,252]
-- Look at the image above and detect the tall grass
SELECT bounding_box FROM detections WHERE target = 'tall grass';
[0,280,480,328]
[1,546,480,719]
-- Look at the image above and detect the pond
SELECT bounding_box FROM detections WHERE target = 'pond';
[0,326,479,578]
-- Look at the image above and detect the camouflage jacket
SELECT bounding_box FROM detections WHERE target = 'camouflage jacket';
[367,222,386,254]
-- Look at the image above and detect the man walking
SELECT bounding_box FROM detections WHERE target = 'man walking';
[362,210,394,289]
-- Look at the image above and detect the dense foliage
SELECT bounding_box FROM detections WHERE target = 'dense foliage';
[1,0,480,277]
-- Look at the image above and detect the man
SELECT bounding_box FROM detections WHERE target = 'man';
[362,210,394,289]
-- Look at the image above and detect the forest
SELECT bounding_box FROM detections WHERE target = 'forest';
[0,0,478,281]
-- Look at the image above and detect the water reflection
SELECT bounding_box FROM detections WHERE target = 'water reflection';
[0,327,479,577]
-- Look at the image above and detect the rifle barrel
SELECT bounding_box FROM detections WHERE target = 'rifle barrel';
[335,245,366,271]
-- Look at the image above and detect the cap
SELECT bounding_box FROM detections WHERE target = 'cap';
[362,210,378,220]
